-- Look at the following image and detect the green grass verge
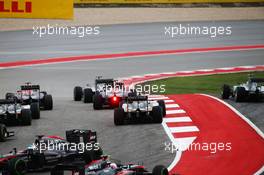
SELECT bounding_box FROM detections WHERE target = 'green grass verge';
[142,71,264,95]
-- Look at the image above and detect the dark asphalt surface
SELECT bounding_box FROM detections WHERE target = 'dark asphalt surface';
[0,20,264,174]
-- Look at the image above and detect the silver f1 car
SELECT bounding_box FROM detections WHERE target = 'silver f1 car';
[0,99,32,126]
[114,95,166,125]
[222,77,264,102]
[5,82,53,119]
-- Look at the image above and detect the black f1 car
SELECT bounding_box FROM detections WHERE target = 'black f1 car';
[51,155,168,175]
[0,124,14,142]
[222,77,264,102]
[5,82,53,119]
[0,99,32,126]
[74,77,128,109]
[114,95,166,125]
[0,129,102,175]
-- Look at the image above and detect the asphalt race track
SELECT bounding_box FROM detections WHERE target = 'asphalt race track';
[0,20,264,174]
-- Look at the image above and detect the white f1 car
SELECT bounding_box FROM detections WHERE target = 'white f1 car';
[222,77,264,102]
[114,95,166,125]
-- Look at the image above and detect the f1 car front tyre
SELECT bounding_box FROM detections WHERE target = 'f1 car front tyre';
[74,86,83,101]
[30,102,40,119]
[158,100,166,117]
[152,165,168,175]
[235,87,246,102]
[8,158,27,175]
[152,106,163,124]
[93,94,103,110]
[83,88,93,103]
[114,108,125,125]
[0,124,7,142]
[222,84,231,99]
[44,94,53,110]
[20,109,32,126]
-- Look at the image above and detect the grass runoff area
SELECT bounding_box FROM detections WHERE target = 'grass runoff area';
[143,71,264,95]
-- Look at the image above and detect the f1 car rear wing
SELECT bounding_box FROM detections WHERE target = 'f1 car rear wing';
[0,99,16,104]
[124,96,148,102]
[249,78,264,83]
[95,79,114,84]
[21,85,40,90]
[66,129,97,144]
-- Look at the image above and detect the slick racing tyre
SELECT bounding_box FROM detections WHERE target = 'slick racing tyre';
[83,88,93,103]
[44,94,53,110]
[158,100,166,117]
[5,92,15,100]
[20,109,32,126]
[30,102,40,119]
[235,87,246,102]
[114,108,125,125]
[222,84,231,99]
[93,94,103,110]
[8,158,27,175]
[0,124,7,142]
[152,165,168,175]
[152,106,163,124]
[74,86,83,101]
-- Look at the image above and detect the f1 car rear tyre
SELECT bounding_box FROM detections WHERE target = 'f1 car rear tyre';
[44,94,53,110]
[5,92,15,100]
[235,87,246,102]
[74,86,83,101]
[93,94,103,110]
[30,102,40,119]
[114,108,125,125]
[158,100,166,117]
[152,106,163,124]
[8,158,27,175]
[152,165,168,175]
[222,84,231,99]
[21,109,32,126]
[83,88,93,103]
[0,124,7,142]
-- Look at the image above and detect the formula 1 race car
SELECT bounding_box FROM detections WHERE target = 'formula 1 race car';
[0,99,32,126]
[51,155,168,175]
[114,95,166,125]
[0,129,102,175]
[0,124,14,142]
[5,82,53,119]
[74,77,128,109]
[222,77,264,102]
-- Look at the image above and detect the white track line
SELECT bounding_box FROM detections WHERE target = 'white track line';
[166,104,180,108]
[164,99,174,103]
[170,126,199,133]
[149,96,169,100]
[164,117,192,123]
[167,109,186,114]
